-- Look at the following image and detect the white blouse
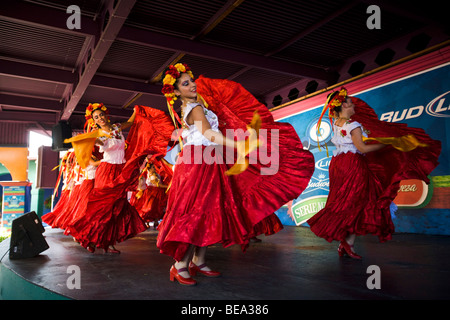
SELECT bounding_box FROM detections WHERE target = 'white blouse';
[74,164,85,185]
[181,102,220,147]
[146,172,161,187]
[331,120,368,156]
[84,164,97,180]
[97,124,126,164]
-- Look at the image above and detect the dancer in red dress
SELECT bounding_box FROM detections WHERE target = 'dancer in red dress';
[307,88,441,259]
[69,103,146,253]
[67,103,174,253]
[64,156,99,237]
[42,150,76,228]
[52,162,84,230]
[129,157,172,228]
[156,63,315,285]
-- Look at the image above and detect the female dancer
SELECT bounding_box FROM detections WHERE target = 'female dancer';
[51,161,84,231]
[64,156,100,237]
[157,63,315,285]
[42,150,76,228]
[130,157,172,228]
[69,103,147,253]
[307,88,441,259]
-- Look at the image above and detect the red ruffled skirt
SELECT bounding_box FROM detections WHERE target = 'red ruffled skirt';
[70,162,147,250]
[130,187,167,222]
[157,145,283,261]
[42,189,70,228]
[307,152,395,243]
[52,184,83,230]
[64,179,95,235]
[156,76,314,261]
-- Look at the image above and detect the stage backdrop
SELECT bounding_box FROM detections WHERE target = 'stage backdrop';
[274,60,450,236]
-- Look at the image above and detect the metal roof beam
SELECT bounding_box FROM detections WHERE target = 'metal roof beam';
[0,1,99,38]
[192,0,245,40]
[148,0,245,84]
[60,0,137,120]
[265,0,360,57]
[0,59,77,84]
[359,0,444,28]
[118,27,330,81]
[0,59,161,96]
[0,94,63,112]
[1,0,329,80]
[228,1,359,81]
[0,110,58,123]
[90,74,161,96]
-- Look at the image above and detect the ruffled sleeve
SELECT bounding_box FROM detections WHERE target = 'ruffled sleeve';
[346,120,363,134]
[182,102,202,127]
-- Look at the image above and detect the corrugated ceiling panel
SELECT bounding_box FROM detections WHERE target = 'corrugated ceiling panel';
[274,3,424,66]
[232,68,302,98]
[0,123,29,145]
[97,39,175,80]
[0,18,86,69]
[177,55,244,80]
[78,86,133,110]
[24,0,103,18]
[0,75,66,100]
[125,0,226,38]
[202,0,350,54]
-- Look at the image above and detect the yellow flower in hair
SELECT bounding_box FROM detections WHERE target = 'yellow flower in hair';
[174,63,186,73]
[338,88,348,97]
[163,75,176,85]
[162,63,195,136]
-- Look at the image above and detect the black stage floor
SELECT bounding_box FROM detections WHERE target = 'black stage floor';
[1,226,450,300]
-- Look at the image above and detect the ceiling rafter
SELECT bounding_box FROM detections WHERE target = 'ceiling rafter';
[227,0,359,81]
[148,0,246,85]
[117,26,330,80]
[60,0,137,120]
[0,0,447,131]
[0,1,99,39]
[121,0,246,109]
[1,0,330,94]
[0,94,63,112]
[0,59,162,96]
[0,59,77,84]
[0,110,58,123]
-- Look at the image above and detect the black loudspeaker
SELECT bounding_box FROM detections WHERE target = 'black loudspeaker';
[9,211,49,260]
[36,146,60,189]
[52,120,72,151]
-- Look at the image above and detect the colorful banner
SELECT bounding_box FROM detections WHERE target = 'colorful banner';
[1,185,26,230]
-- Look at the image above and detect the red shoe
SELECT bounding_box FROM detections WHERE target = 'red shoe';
[338,242,345,257]
[87,243,96,253]
[338,241,362,259]
[189,262,221,277]
[104,246,121,254]
[170,265,197,286]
